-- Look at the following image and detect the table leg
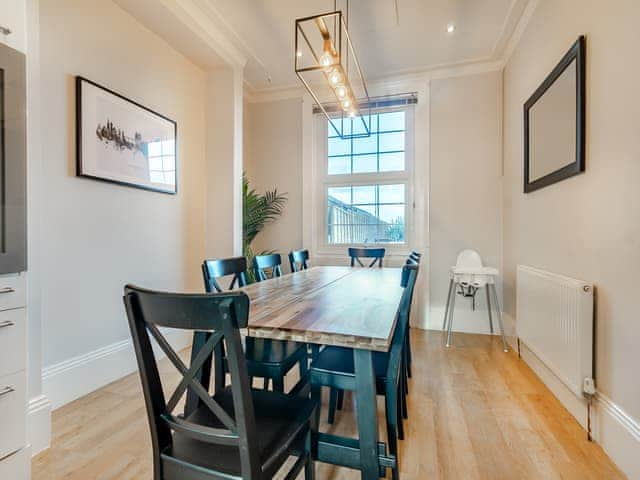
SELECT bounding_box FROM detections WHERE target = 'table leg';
[354,348,380,480]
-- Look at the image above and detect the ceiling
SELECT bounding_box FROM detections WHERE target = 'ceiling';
[116,0,530,91]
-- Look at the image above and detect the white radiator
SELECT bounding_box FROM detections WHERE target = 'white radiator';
[516,265,594,399]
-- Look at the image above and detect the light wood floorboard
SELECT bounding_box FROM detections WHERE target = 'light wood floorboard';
[32,331,625,479]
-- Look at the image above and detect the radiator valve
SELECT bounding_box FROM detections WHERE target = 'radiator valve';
[583,377,596,396]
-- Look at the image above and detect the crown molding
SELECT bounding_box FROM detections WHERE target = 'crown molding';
[500,0,540,65]
[245,58,504,104]
[155,0,248,68]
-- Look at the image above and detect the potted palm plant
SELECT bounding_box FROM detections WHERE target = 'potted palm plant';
[242,174,287,282]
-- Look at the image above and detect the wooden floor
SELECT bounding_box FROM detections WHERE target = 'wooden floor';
[32,331,624,480]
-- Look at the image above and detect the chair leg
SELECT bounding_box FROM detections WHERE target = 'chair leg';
[446,283,457,348]
[401,375,408,420]
[304,430,315,480]
[327,388,338,424]
[336,389,345,410]
[486,286,494,334]
[385,392,400,480]
[273,376,285,393]
[397,389,405,440]
[443,278,454,330]
[406,328,413,378]
[263,377,270,390]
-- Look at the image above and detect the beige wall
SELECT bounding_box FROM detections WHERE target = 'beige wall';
[244,98,304,265]
[39,0,207,367]
[429,71,503,332]
[503,0,640,437]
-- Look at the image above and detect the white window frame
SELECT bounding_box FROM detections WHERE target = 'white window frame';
[314,105,416,256]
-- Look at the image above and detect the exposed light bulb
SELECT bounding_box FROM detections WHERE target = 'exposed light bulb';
[336,86,347,98]
[296,50,302,57]
[447,23,455,33]
[342,99,351,109]
[348,110,357,118]
[329,70,343,85]
[320,52,333,67]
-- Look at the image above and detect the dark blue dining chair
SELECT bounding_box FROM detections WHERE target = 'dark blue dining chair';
[289,249,310,273]
[348,247,385,268]
[309,264,419,480]
[124,285,317,480]
[253,253,283,281]
[202,257,308,393]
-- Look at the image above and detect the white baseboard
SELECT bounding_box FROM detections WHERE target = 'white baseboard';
[42,329,191,411]
[27,395,51,456]
[508,314,640,479]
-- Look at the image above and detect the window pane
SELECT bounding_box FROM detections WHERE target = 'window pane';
[352,115,373,136]
[328,136,350,156]
[379,152,405,172]
[150,171,165,184]
[148,141,162,157]
[379,132,404,152]
[163,156,175,171]
[353,154,377,174]
[149,156,163,171]
[352,185,376,204]
[328,186,351,204]
[379,184,405,204]
[378,111,405,132]
[379,204,405,223]
[379,223,405,243]
[328,117,352,137]
[328,156,351,175]
[352,134,377,155]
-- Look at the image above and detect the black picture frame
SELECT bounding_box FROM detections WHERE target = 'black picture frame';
[524,36,585,193]
[76,76,178,194]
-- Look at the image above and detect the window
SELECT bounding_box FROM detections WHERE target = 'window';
[147,139,176,186]
[323,109,412,246]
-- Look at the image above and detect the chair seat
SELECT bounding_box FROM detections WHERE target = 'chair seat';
[169,387,314,477]
[311,346,389,385]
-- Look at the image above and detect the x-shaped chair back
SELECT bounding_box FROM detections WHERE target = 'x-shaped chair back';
[253,253,283,281]
[123,285,262,478]
[288,249,309,273]
[348,247,386,268]
[202,257,249,293]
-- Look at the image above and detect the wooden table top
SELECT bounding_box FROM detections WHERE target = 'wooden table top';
[244,266,403,352]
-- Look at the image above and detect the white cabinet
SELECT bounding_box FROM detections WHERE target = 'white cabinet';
[0,273,27,477]
[0,0,26,54]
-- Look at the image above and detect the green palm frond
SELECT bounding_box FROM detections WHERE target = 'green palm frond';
[242,174,287,282]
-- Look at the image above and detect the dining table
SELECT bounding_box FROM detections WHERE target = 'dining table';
[189,265,404,480]
[246,265,403,480]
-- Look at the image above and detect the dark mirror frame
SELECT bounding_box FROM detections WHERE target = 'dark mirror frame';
[524,35,586,193]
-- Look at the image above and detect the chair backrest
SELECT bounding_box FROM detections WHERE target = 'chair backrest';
[202,257,248,293]
[288,249,309,273]
[386,264,419,389]
[407,250,422,265]
[455,249,483,269]
[253,253,283,281]
[348,247,386,268]
[123,285,262,478]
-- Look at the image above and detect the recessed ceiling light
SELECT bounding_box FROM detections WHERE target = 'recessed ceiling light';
[447,24,456,34]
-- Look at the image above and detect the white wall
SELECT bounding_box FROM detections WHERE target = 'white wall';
[245,71,503,334]
[429,71,503,333]
[37,0,207,400]
[502,0,640,476]
[244,98,303,261]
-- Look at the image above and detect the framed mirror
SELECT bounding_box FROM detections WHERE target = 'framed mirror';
[524,36,585,193]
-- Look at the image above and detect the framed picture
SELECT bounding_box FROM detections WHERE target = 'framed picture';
[76,76,177,194]
[523,36,585,193]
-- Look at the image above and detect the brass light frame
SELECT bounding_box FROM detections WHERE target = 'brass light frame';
[295,10,371,138]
